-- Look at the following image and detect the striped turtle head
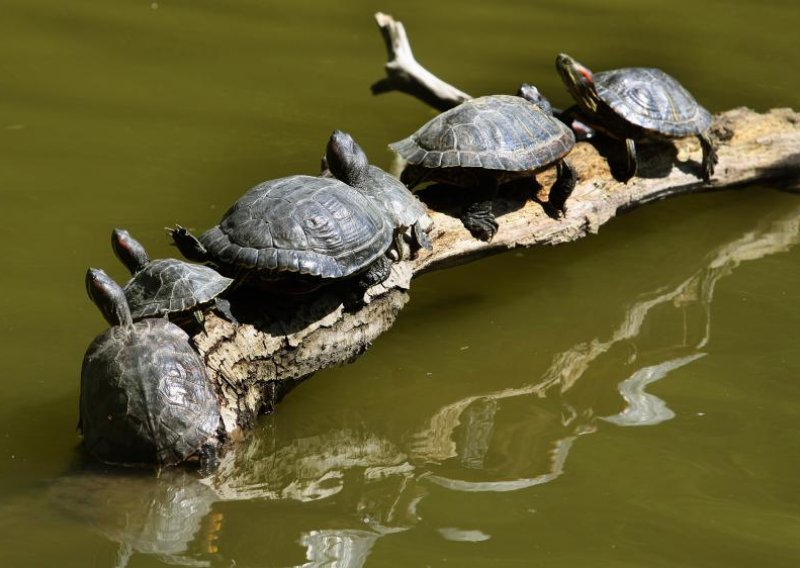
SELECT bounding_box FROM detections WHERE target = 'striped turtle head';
[85,268,132,327]
[111,228,150,275]
[556,53,600,113]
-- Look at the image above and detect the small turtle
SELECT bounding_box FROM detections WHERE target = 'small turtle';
[80,268,221,467]
[111,229,235,323]
[556,53,717,182]
[325,129,433,259]
[170,175,395,294]
[390,92,576,241]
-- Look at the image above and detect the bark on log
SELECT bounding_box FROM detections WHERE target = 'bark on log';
[194,104,800,440]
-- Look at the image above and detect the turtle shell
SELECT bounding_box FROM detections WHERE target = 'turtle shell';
[595,67,712,137]
[390,95,575,171]
[123,259,233,320]
[361,165,431,229]
[199,175,393,280]
[80,318,219,466]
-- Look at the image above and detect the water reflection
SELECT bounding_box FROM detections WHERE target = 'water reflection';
[602,354,704,427]
[47,201,800,567]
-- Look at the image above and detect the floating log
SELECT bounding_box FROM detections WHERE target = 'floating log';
[188,13,800,445]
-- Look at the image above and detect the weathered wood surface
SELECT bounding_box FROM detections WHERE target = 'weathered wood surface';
[193,103,800,438]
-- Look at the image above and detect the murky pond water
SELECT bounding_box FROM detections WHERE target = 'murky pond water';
[2,1,800,566]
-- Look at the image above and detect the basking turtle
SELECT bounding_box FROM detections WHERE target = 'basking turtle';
[555,53,717,182]
[390,92,576,241]
[325,129,433,259]
[80,268,221,467]
[111,229,235,322]
[170,175,395,294]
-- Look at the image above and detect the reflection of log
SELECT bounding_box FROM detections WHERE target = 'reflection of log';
[196,105,800,440]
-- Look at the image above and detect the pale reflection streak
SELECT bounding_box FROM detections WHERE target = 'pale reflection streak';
[602,354,705,427]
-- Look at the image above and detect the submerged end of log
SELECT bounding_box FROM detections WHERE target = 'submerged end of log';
[193,107,800,439]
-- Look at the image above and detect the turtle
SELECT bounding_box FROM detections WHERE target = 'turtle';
[325,129,434,260]
[390,92,576,242]
[170,175,395,295]
[111,228,235,323]
[80,268,221,467]
[555,53,718,182]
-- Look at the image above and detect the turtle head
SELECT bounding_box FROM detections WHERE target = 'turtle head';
[111,228,150,274]
[86,268,133,327]
[325,130,370,188]
[556,53,599,112]
[516,83,554,115]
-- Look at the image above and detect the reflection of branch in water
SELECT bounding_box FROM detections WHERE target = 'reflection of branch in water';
[602,354,706,427]
[411,202,800,484]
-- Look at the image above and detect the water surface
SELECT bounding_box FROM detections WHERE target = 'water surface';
[1,1,799,566]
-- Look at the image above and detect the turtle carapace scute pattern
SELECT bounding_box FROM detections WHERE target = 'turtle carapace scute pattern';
[171,175,395,293]
[390,94,576,241]
[80,268,220,467]
[556,53,717,182]
[112,228,233,321]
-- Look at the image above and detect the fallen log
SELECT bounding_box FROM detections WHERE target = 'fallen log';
[193,102,800,439]
[184,13,800,443]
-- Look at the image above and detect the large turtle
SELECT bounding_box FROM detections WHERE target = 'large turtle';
[556,53,717,182]
[170,175,395,294]
[111,228,235,322]
[390,92,576,242]
[80,268,221,467]
[325,129,433,259]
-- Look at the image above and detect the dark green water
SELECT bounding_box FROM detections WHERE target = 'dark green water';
[2,1,800,566]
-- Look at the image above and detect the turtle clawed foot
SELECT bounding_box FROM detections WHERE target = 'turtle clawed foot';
[461,201,498,242]
[462,216,498,242]
[699,134,718,183]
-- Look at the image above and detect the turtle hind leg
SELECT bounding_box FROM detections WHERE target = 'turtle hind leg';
[546,159,577,218]
[213,297,239,326]
[461,178,499,242]
[345,255,394,310]
[698,132,718,182]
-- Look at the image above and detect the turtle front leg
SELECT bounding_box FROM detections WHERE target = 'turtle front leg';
[461,199,498,241]
[621,138,638,182]
[410,221,433,258]
[697,132,718,182]
[461,179,499,242]
[547,159,577,218]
